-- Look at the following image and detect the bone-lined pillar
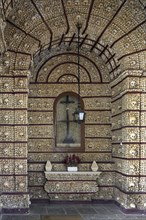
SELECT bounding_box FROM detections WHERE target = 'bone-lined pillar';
[0,70,30,213]
[111,70,146,210]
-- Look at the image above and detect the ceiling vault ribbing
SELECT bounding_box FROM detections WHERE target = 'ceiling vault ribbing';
[90,0,128,51]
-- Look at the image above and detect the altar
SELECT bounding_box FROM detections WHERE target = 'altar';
[44,171,101,201]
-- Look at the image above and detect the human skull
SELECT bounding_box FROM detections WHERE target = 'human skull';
[3,115,9,121]
[19,115,24,121]
[4,181,9,187]
[3,98,9,105]
[130,132,137,140]
[3,83,9,88]
[18,164,23,169]
[17,99,23,105]
[130,80,137,88]
[131,100,137,107]
[130,116,137,124]
[19,183,25,187]
[18,80,24,87]
[4,132,9,138]
[130,149,138,156]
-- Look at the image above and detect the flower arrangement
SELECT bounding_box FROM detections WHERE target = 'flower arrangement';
[63,154,81,167]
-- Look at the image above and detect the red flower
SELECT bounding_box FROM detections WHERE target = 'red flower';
[63,154,81,166]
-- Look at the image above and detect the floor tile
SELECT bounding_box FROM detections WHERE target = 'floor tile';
[81,214,111,220]
[46,207,65,215]
[1,203,146,220]
[63,207,79,215]
[2,215,22,220]
[41,215,82,220]
[76,207,97,214]
[30,205,47,214]
[21,215,41,220]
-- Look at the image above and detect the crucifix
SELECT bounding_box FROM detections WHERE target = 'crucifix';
[60,95,75,144]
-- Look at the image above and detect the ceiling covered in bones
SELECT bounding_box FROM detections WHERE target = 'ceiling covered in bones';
[0,0,146,80]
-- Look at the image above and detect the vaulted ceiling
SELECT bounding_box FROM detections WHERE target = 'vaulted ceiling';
[1,0,146,80]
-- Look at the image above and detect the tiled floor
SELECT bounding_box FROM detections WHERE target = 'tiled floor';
[1,203,146,220]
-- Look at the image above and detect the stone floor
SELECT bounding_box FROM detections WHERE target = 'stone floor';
[1,203,146,220]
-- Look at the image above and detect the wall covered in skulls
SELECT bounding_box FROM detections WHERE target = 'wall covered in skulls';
[111,70,146,210]
[0,0,146,213]
[27,45,113,201]
[0,69,30,212]
[1,52,146,212]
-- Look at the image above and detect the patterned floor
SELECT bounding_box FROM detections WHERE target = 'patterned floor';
[1,203,146,220]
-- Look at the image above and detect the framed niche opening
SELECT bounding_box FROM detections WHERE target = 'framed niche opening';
[54,92,85,152]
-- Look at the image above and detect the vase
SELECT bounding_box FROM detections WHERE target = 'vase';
[67,166,78,172]
[45,160,52,171]
[91,161,98,172]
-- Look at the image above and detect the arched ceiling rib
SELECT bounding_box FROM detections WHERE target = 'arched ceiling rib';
[1,0,146,79]
[35,51,102,82]
[46,62,92,83]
